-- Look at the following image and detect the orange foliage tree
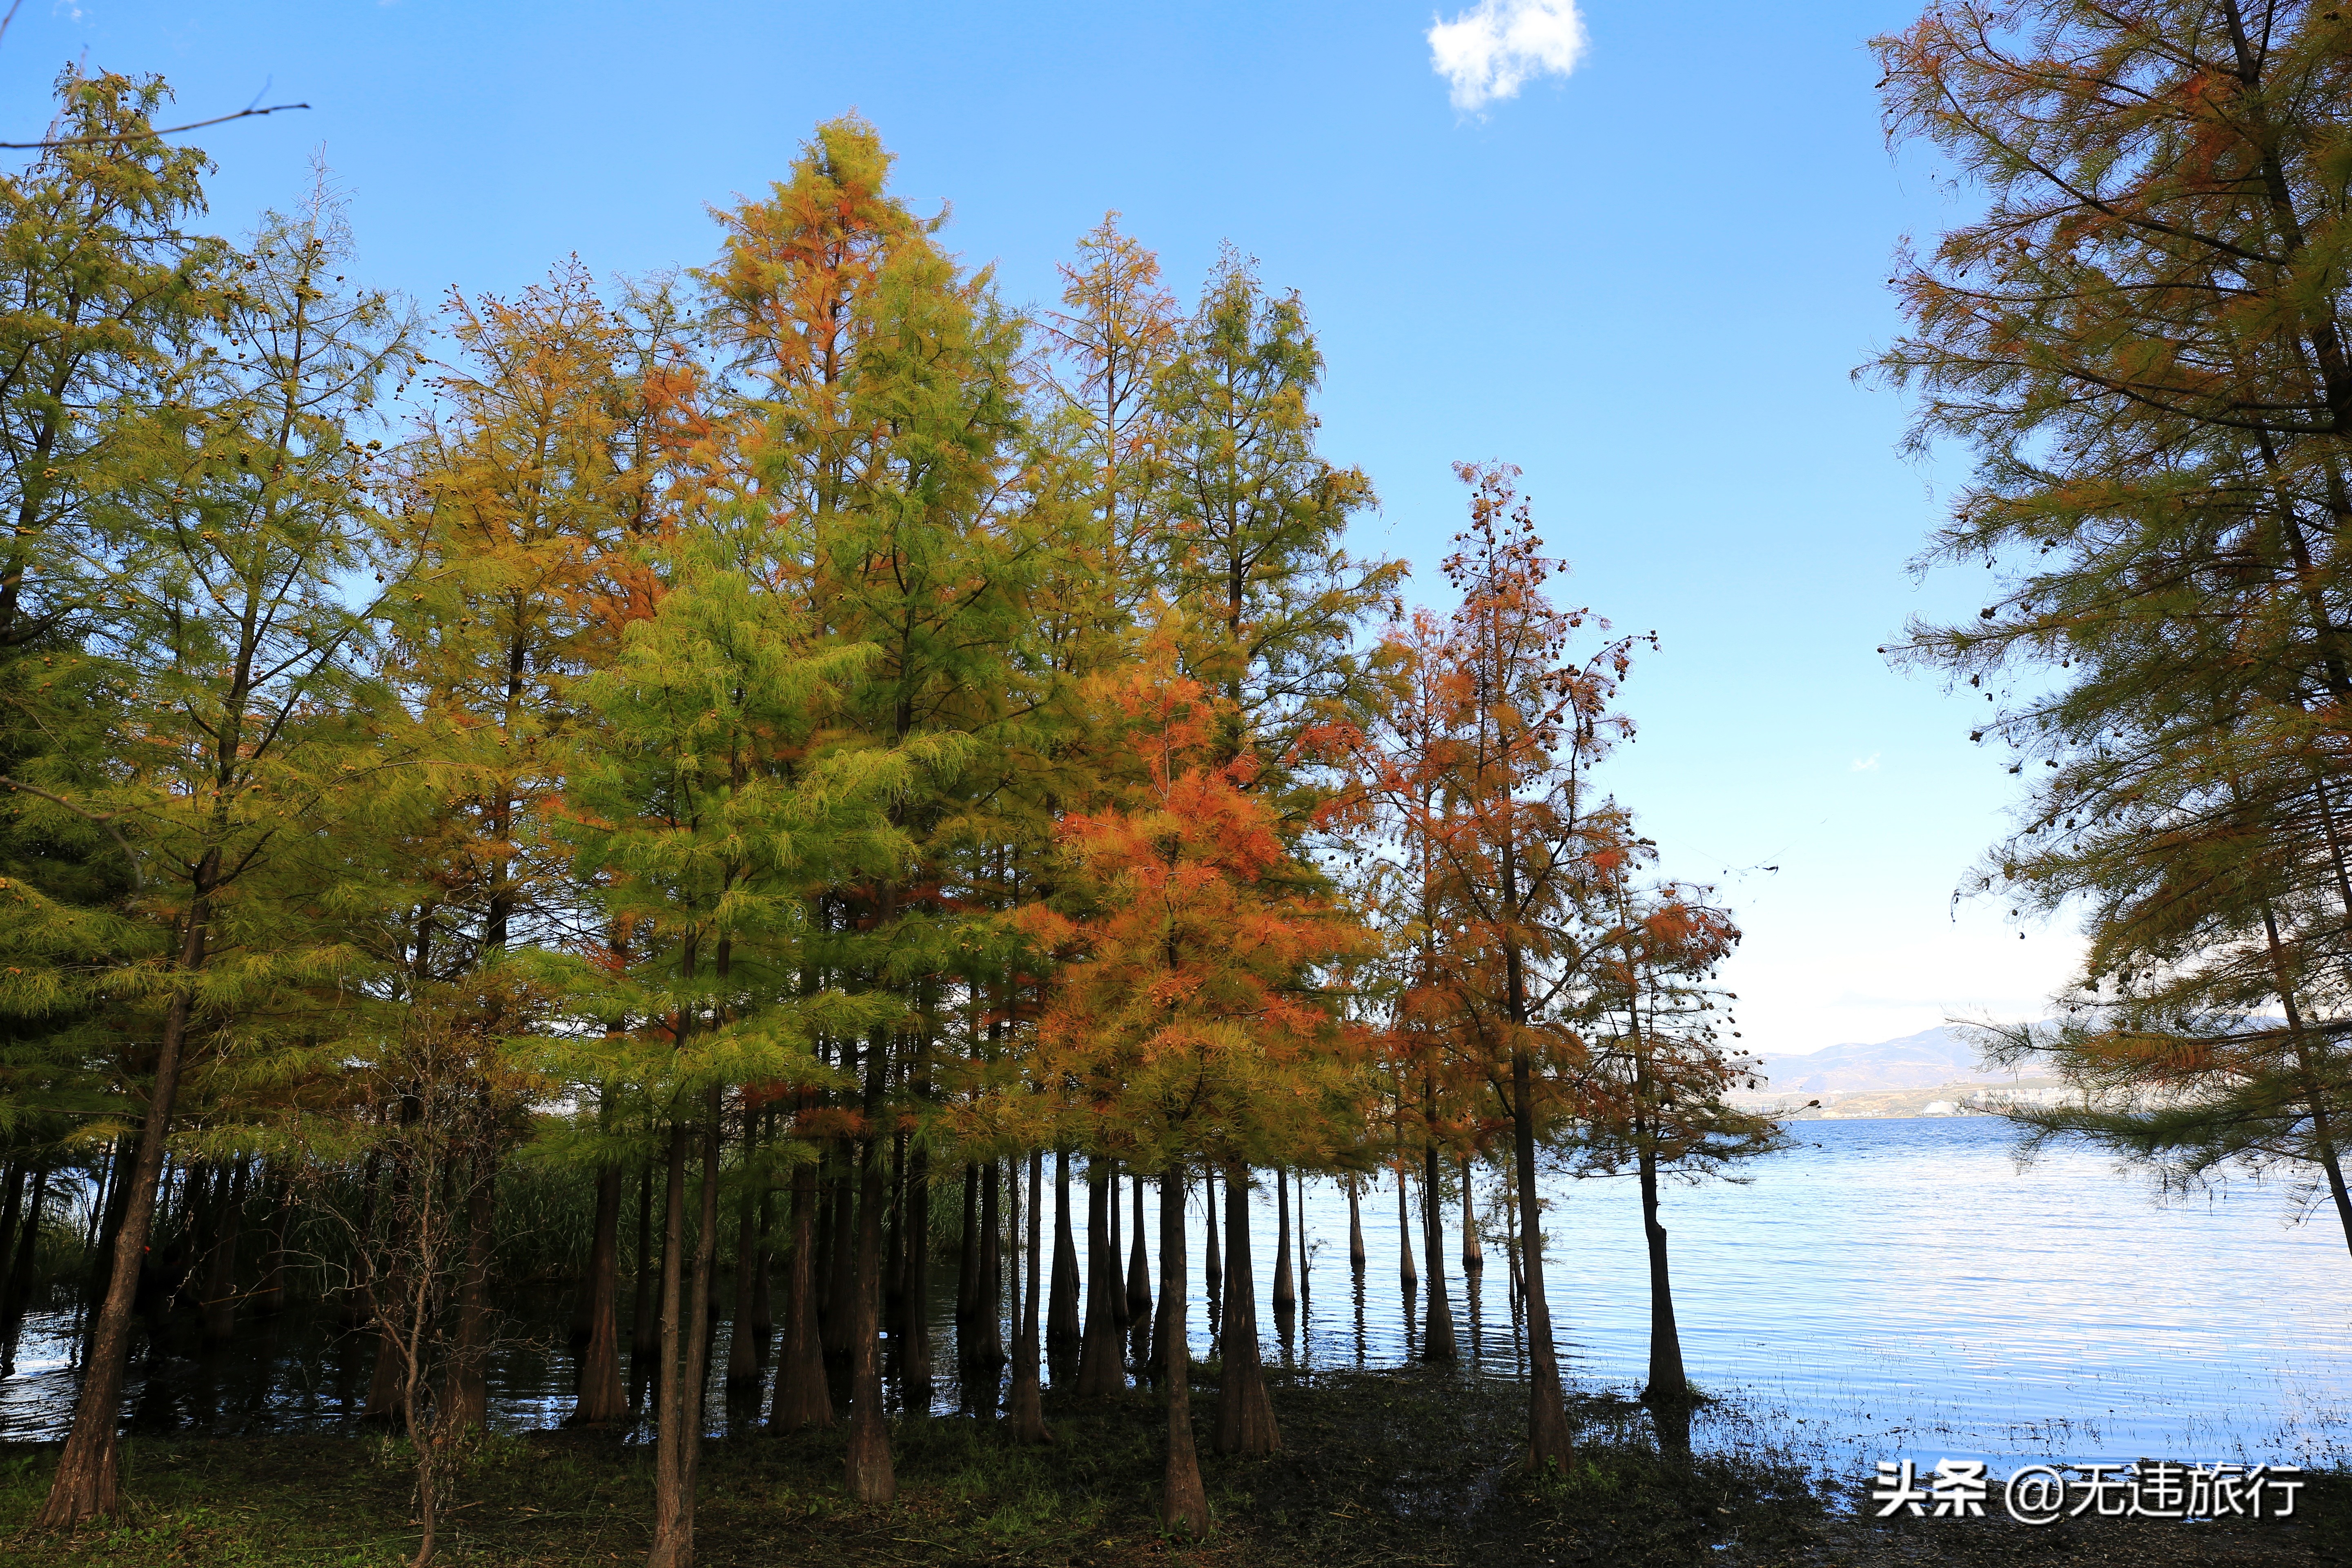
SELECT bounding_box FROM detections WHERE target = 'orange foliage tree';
[1017,667,1375,1526]
[1330,462,1651,1472]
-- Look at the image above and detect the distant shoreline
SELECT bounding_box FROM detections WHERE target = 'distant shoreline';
[1733,1078,2071,1121]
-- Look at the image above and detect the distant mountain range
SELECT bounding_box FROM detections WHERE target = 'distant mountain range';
[1752,1025,2025,1096]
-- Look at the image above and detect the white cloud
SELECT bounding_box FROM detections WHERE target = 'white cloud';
[1427,0,1588,113]
[1851,752,1881,773]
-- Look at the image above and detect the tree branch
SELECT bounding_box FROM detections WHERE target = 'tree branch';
[0,775,143,887]
[1,102,310,151]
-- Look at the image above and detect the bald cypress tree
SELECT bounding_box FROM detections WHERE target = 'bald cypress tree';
[33,182,417,1526]
[1874,0,2352,1247]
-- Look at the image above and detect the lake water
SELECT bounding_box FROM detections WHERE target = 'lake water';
[4,1117,2347,1479]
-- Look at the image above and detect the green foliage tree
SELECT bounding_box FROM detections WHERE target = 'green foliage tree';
[1873,0,2352,1247]
[31,180,416,1526]
[1151,246,1397,775]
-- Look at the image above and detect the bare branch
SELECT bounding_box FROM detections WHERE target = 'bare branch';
[0,102,310,151]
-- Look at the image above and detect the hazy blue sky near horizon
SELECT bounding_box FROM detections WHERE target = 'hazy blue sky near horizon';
[2,0,2082,1058]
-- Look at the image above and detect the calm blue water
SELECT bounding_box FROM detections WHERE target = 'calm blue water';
[4,1117,2347,1479]
[1243,1116,2352,1474]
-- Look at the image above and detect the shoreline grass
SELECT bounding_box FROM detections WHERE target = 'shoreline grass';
[0,1367,2339,1566]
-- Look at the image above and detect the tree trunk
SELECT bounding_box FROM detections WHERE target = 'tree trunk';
[633,1163,659,1361]
[255,1169,293,1318]
[843,1127,895,1503]
[882,1133,908,1351]
[1126,1172,1152,1370]
[1346,1174,1365,1272]
[1296,1170,1310,1306]
[1461,1156,1483,1274]
[726,1169,762,1388]
[80,1135,134,1345]
[200,1157,247,1345]
[1202,1167,1222,1336]
[1008,1150,1050,1444]
[679,1103,724,1535]
[900,1145,932,1406]
[822,1167,856,1364]
[1147,1176,1176,1384]
[980,1161,1006,1375]
[573,1162,628,1425]
[753,1165,775,1351]
[0,1165,28,1332]
[0,1168,49,1366]
[1638,1149,1688,1438]
[1047,1150,1080,1361]
[1107,1165,1128,1331]
[1421,1144,1457,1361]
[770,1162,832,1431]
[648,1125,692,1565]
[39,915,205,1527]
[1074,1158,1123,1398]
[1512,1047,1575,1470]
[1396,1164,1418,1294]
[650,1092,726,1568]
[1214,1161,1278,1454]
[1157,1172,1209,1534]
[954,1162,978,1363]
[1271,1167,1294,1314]
[445,1151,497,1434]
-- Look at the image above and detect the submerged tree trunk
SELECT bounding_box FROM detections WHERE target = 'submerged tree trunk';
[1147,1174,1177,1383]
[822,1166,857,1364]
[771,1162,832,1431]
[573,1161,628,1425]
[1396,1164,1417,1294]
[1296,1171,1310,1306]
[200,1157,246,1345]
[1512,1047,1575,1470]
[1637,1147,1688,1446]
[1107,1165,1127,1332]
[1074,1159,1123,1399]
[40,917,204,1528]
[0,1166,28,1327]
[976,1160,1004,1376]
[954,1162,979,1361]
[1271,1166,1294,1313]
[1,1168,50,1363]
[1201,1167,1221,1335]
[1213,1162,1278,1454]
[1461,1155,1483,1275]
[1047,1150,1080,1361]
[1421,1143,1457,1361]
[900,1145,932,1405]
[1126,1173,1152,1370]
[726,1173,762,1389]
[1008,1151,1050,1443]
[1157,1172,1209,1534]
[1346,1174,1365,1272]
[843,1125,895,1503]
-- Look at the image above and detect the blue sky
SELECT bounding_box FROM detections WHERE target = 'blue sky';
[2,0,2080,1057]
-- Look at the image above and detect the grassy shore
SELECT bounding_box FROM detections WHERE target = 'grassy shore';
[0,1367,2339,1566]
